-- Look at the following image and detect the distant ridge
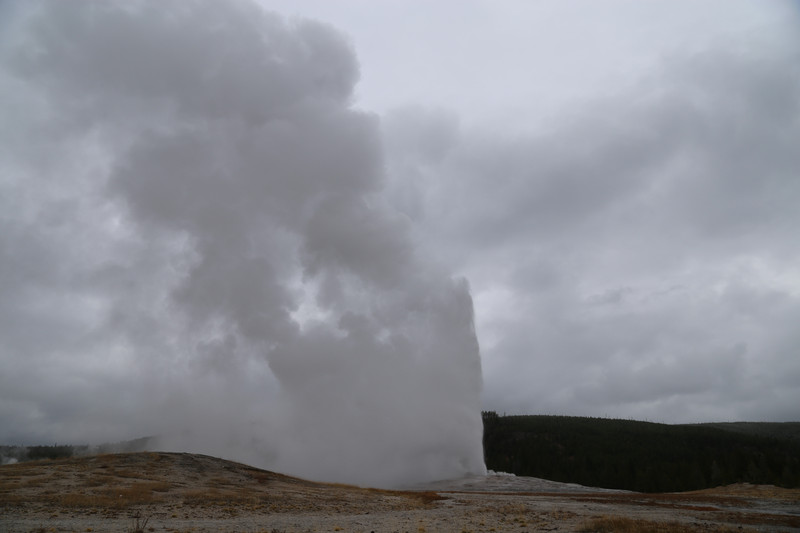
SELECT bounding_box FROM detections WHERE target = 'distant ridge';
[691,421,800,443]
[1,436,157,464]
[482,413,800,493]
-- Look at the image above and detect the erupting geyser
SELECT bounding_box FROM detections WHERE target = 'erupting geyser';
[0,0,486,486]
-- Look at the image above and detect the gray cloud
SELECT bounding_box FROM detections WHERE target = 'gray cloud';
[383,44,800,423]
[0,0,484,487]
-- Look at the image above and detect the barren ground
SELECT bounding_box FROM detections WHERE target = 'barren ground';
[2,452,799,532]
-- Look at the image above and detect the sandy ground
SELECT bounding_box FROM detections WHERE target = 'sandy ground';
[2,452,799,532]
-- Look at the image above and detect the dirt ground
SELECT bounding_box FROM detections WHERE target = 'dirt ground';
[2,452,799,532]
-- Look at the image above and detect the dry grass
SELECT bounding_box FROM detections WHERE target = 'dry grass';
[357,486,446,505]
[81,473,116,487]
[578,515,757,533]
[0,478,21,491]
[689,483,800,501]
[407,490,448,505]
[4,452,798,532]
[249,471,274,484]
[502,502,527,513]
[54,481,166,508]
[109,468,146,479]
[182,487,259,506]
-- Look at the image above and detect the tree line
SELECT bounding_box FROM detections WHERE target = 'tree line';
[482,413,800,492]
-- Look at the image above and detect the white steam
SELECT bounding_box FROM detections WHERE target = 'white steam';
[0,0,485,486]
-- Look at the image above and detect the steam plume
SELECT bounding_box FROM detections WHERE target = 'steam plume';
[0,0,486,486]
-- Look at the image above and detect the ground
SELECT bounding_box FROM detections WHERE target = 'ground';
[2,452,799,532]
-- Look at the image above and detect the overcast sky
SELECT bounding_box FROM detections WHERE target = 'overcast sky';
[257,0,800,424]
[1,0,799,478]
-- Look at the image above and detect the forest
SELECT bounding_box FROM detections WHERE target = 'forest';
[482,412,800,492]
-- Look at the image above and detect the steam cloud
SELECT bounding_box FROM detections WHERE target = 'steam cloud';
[0,0,486,486]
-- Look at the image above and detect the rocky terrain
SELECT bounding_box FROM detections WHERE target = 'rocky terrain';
[2,452,799,532]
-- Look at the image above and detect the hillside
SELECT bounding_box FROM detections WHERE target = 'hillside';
[693,421,800,442]
[482,413,800,493]
[0,451,431,511]
[3,451,800,532]
[0,452,444,532]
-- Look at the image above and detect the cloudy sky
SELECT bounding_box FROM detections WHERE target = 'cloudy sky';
[0,0,799,482]
[258,0,800,424]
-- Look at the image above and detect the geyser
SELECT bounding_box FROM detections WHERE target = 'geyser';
[0,0,486,486]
